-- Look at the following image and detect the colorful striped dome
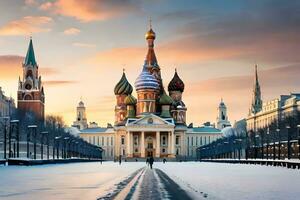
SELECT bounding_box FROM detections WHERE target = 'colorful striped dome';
[114,72,133,95]
[135,67,159,91]
[125,94,137,105]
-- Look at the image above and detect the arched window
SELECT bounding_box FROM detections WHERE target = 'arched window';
[162,136,166,145]
[24,94,32,100]
[121,136,125,145]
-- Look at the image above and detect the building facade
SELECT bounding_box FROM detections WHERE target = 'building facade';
[17,38,45,121]
[79,25,222,160]
[246,65,300,131]
[0,87,16,118]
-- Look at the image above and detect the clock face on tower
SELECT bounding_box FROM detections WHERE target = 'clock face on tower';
[25,83,32,90]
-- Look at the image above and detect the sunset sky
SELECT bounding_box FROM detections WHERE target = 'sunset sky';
[0,0,300,127]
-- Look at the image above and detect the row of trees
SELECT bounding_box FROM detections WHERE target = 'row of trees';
[198,111,300,160]
[1,111,102,160]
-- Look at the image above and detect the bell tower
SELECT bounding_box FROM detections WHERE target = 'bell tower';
[73,99,88,130]
[216,98,231,129]
[17,38,45,121]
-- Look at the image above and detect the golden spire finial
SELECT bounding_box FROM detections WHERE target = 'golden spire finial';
[149,17,152,29]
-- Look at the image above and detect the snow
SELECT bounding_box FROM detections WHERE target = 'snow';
[157,162,300,200]
[0,162,145,200]
[0,161,299,200]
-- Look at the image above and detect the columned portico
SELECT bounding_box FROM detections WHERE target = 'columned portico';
[156,131,160,157]
[141,131,145,157]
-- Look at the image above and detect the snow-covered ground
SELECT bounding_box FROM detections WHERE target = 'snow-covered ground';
[0,162,299,200]
[157,162,300,200]
[0,162,145,200]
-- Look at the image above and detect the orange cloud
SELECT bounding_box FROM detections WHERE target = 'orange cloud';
[0,16,53,36]
[0,55,23,78]
[43,80,78,86]
[40,0,140,22]
[0,55,59,79]
[72,42,96,48]
[63,27,81,35]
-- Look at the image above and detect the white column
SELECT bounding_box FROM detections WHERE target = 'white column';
[171,131,175,156]
[141,132,145,157]
[168,132,171,155]
[127,132,131,157]
[130,133,133,156]
[156,131,160,158]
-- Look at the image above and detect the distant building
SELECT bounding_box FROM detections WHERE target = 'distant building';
[0,87,16,118]
[246,65,300,131]
[17,38,45,121]
[216,98,231,129]
[72,100,88,130]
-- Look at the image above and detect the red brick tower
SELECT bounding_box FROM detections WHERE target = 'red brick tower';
[17,38,45,121]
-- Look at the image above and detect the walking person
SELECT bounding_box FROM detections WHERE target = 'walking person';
[146,157,149,166]
[119,155,122,165]
[149,156,154,169]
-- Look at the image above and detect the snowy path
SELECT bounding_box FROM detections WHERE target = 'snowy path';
[104,166,193,200]
[1,162,300,200]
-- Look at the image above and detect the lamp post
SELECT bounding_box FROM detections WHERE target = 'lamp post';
[28,125,37,159]
[10,120,19,158]
[297,125,300,160]
[64,137,69,159]
[276,128,280,160]
[286,125,291,160]
[255,134,260,159]
[1,117,9,159]
[55,136,61,159]
[235,138,242,160]
[266,128,270,160]
[41,131,48,160]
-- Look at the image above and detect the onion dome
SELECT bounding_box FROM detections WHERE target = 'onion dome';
[145,28,156,40]
[125,94,137,105]
[135,67,159,91]
[168,69,185,92]
[159,91,173,105]
[114,72,133,95]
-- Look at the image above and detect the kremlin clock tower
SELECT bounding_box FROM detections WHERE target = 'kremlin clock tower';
[17,38,45,121]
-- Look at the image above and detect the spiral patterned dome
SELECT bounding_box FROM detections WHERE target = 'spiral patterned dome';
[114,72,133,95]
[125,94,137,105]
[135,67,159,91]
[168,70,185,92]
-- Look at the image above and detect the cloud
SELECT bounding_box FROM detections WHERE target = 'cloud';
[25,0,37,6]
[40,0,140,22]
[63,27,81,35]
[0,55,23,78]
[43,80,78,86]
[0,55,60,79]
[0,16,53,36]
[72,42,96,48]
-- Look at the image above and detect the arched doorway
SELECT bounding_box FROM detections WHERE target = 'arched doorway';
[146,136,154,157]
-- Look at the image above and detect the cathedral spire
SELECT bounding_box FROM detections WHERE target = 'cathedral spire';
[144,20,158,68]
[250,64,262,115]
[24,38,37,66]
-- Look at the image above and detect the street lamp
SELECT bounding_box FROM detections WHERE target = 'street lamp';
[10,120,19,158]
[297,125,300,160]
[55,136,61,159]
[64,137,69,159]
[41,131,48,160]
[28,125,37,160]
[276,128,280,160]
[266,128,270,160]
[286,125,291,160]
[1,117,9,159]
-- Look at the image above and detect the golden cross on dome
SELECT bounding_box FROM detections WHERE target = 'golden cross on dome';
[149,17,152,29]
